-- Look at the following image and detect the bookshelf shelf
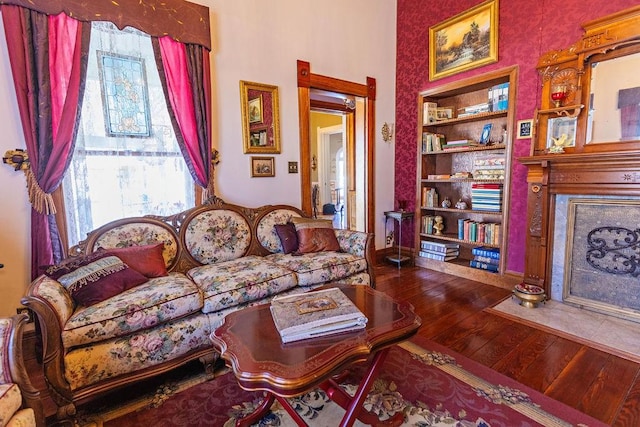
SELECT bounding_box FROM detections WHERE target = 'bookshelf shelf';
[414,67,517,286]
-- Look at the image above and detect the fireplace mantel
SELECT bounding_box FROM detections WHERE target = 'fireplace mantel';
[519,150,640,292]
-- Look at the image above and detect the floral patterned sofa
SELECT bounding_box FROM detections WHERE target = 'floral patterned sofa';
[21,197,374,422]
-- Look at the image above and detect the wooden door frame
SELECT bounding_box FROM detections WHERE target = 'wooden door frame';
[296,60,376,232]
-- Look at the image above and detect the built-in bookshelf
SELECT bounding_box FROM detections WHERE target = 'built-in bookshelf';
[414,67,518,287]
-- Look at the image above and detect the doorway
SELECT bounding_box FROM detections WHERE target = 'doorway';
[314,119,346,228]
[297,60,376,233]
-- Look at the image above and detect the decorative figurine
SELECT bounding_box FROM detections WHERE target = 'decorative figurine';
[455,199,468,210]
[441,197,451,209]
[548,133,569,154]
[433,216,444,235]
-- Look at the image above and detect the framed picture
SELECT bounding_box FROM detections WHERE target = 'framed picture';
[546,117,577,150]
[436,107,454,121]
[517,119,534,139]
[479,123,493,144]
[248,95,263,124]
[429,0,498,81]
[251,156,275,177]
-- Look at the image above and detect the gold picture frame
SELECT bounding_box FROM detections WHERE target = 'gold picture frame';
[240,80,281,154]
[429,0,499,81]
[251,156,275,177]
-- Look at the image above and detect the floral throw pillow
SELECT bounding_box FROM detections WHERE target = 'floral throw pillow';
[47,253,148,306]
[291,217,340,254]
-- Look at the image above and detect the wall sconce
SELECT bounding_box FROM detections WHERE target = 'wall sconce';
[381,122,394,142]
[311,155,317,170]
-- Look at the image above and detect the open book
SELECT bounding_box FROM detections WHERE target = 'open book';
[270,288,368,343]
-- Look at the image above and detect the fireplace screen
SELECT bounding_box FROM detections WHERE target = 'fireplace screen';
[564,198,640,322]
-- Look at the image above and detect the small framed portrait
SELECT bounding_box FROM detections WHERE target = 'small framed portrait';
[248,95,263,124]
[479,123,493,144]
[251,156,275,177]
[517,119,534,139]
[436,107,454,121]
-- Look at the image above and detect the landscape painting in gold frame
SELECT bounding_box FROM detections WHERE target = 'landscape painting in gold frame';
[429,0,498,81]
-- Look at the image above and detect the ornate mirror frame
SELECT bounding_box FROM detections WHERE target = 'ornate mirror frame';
[532,5,640,156]
[240,80,281,154]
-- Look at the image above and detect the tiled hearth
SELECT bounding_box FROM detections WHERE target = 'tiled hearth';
[491,297,640,363]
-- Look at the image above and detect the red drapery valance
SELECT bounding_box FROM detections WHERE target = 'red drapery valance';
[0,0,210,49]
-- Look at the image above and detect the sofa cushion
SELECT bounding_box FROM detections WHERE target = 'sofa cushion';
[255,208,303,253]
[102,243,168,278]
[63,313,211,391]
[188,255,298,314]
[291,218,340,253]
[0,383,21,427]
[52,255,149,307]
[266,252,368,287]
[184,209,251,264]
[62,273,203,348]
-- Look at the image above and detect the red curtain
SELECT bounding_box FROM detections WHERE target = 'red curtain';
[155,36,212,191]
[1,5,88,277]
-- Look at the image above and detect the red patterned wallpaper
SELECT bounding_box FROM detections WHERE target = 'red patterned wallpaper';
[396,0,637,274]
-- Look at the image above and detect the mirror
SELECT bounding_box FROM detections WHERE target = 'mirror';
[240,81,281,153]
[587,51,640,144]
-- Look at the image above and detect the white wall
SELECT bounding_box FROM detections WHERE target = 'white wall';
[0,0,397,316]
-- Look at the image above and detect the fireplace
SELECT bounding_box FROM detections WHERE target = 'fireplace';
[550,196,640,323]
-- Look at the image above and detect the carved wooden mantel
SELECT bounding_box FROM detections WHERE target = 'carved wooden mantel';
[518,5,640,293]
[520,151,640,291]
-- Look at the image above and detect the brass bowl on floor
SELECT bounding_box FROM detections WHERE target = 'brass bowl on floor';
[513,283,546,308]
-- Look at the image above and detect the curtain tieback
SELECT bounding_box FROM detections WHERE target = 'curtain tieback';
[24,169,57,215]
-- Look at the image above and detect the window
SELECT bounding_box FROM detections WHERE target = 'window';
[63,22,194,246]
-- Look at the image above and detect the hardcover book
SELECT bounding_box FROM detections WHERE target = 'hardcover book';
[270,288,368,343]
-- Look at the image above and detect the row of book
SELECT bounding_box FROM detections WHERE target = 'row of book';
[457,219,501,245]
[421,215,440,235]
[421,132,446,153]
[473,154,506,180]
[418,241,460,262]
[469,246,500,273]
[420,187,438,208]
[471,183,503,212]
[423,82,509,123]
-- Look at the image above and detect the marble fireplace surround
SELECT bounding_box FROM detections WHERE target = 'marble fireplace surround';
[520,150,640,325]
[551,195,640,323]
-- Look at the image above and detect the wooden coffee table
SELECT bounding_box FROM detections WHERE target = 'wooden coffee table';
[211,284,422,427]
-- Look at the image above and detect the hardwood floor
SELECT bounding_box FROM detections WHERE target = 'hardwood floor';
[375,263,640,426]
[29,263,639,425]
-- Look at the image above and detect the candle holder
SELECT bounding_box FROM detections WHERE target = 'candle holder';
[550,83,568,108]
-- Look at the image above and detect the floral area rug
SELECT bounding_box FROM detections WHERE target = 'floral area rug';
[77,336,607,427]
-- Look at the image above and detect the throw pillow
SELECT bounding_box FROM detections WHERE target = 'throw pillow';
[48,253,148,306]
[102,243,168,278]
[274,223,299,254]
[291,217,341,254]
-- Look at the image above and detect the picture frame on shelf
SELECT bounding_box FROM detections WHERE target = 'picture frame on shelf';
[436,107,454,120]
[516,119,533,139]
[479,123,493,144]
[251,156,275,177]
[428,0,499,81]
[546,117,576,150]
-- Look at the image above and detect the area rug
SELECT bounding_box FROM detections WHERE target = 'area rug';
[76,336,607,427]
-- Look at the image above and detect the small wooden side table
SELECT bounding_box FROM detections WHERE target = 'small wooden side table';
[211,285,421,427]
[384,210,414,268]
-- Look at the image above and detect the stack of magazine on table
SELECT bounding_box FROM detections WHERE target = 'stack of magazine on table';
[270,288,368,343]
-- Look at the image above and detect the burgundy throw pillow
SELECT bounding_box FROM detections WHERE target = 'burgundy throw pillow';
[102,243,168,278]
[291,218,340,254]
[48,253,148,306]
[275,223,299,254]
